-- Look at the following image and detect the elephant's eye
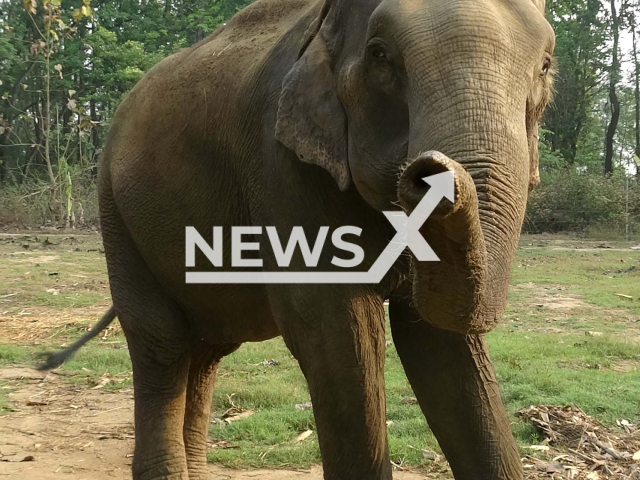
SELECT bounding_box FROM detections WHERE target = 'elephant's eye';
[541,57,552,76]
[368,44,388,60]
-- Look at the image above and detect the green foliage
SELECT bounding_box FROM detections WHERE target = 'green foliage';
[539,129,568,171]
[1,0,639,229]
[85,26,166,109]
[543,0,608,164]
[526,169,639,235]
[0,0,252,226]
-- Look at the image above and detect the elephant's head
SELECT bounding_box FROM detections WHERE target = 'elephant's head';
[275,0,555,334]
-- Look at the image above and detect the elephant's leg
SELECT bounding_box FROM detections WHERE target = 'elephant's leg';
[389,291,523,480]
[117,298,192,480]
[183,342,240,479]
[125,328,190,480]
[270,287,391,480]
[102,202,192,479]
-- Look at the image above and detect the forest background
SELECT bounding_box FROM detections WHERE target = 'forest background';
[0,0,639,239]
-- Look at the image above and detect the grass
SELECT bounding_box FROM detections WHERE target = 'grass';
[0,344,31,365]
[0,386,13,414]
[0,235,109,310]
[491,332,640,423]
[207,336,441,469]
[513,239,640,315]
[0,233,638,469]
[203,325,640,469]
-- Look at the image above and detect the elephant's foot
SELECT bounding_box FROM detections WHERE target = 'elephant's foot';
[132,459,190,480]
[389,291,523,480]
[125,333,193,480]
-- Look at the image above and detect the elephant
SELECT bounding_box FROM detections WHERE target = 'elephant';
[41,0,555,478]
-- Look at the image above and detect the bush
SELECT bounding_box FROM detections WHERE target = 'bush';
[525,169,640,238]
[0,174,99,228]
[1,161,638,240]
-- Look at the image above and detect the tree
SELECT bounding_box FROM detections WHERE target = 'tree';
[630,0,640,159]
[3,0,634,227]
[604,0,623,175]
[543,0,607,164]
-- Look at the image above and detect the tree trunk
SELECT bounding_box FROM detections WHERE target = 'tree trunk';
[31,101,45,177]
[605,0,621,176]
[196,0,205,42]
[0,127,8,185]
[43,33,56,187]
[633,8,640,159]
[571,116,582,162]
[90,99,100,177]
[62,92,72,137]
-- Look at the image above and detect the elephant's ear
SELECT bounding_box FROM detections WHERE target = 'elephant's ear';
[275,34,350,191]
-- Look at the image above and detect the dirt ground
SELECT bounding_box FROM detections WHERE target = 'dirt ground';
[0,366,430,479]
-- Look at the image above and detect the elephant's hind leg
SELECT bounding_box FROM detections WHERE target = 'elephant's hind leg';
[110,282,192,480]
[101,194,191,479]
[183,342,240,479]
[113,293,192,480]
[128,337,191,480]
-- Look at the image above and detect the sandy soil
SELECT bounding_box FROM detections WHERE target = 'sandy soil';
[0,367,430,480]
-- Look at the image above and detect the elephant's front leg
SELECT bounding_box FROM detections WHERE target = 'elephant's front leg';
[389,290,523,480]
[270,286,392,480]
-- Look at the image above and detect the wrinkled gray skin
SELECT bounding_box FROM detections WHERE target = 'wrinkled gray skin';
[92,0,555,478]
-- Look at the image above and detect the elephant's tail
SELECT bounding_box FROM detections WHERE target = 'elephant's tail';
[37,306,118,371]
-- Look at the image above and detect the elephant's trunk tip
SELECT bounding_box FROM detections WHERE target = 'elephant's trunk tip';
[398,151,475,220]
[398,151,449,210]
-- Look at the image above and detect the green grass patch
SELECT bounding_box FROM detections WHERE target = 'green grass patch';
[512,248,640,315]
[489,329,640,424]
[0,344,31,365]
[0,387,14,414]
[0,236,109,309]
[205,326,640,468]
[60,343,133,389]
[0,341,132,390]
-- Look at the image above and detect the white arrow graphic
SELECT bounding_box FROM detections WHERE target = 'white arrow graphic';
[186,171,455,284]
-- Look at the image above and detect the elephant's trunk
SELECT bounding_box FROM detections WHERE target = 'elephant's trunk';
[387,0,534,334]
[397,149,524,335]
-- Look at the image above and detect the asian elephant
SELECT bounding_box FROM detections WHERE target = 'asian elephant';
[41,0,555,478]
